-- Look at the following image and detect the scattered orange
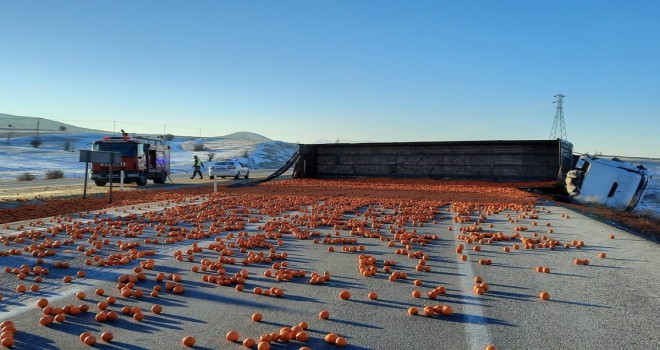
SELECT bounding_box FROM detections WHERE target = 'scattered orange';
[335,336,348,347]
[243,338,256,348]
[325,333,338,343]
[151,305,163,314]
[226,330,240,342]
[295,331,309,342]
[182,336,195,347]
[36,298,49,308]
[101,331,113,342]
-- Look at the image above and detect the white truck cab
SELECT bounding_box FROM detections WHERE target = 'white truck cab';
[566,155,651,211]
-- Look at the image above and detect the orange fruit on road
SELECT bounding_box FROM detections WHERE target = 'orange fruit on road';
[339,290,351,300]
[37,298,49,308]
[252,313,263,322]
[151,305,163,314]
[101,331,113,342]
[440,305,453,316]
[325,333,338,343]
[39,315,53,326]
[243,338,256,348]
[83,335,96,346]
[1,338,14,347]
[95,311,108,322]
[539,291,550,300]
[182,336,195,347]
[319,310,330,319]
[295,331,309,342]
[598,252,607,259]
[226,330,240,342]
[423,306,435,317]
[367,292,378,300]
[335,336,347,347]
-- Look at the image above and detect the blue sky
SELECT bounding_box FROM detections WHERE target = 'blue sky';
[1,1,658,157]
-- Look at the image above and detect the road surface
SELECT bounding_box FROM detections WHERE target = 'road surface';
[0,180,657,350]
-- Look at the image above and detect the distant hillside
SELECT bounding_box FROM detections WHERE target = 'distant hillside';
[221,131,271,142]
[0,113,277,142]
[0,113,106,133]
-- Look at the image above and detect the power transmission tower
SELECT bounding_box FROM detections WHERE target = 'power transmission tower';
[549,94,567,140]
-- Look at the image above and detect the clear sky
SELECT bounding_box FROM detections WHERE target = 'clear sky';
[1,1,658,157]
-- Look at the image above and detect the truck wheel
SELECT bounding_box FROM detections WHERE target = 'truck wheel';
[153,177,164,184]
[234,172,240,180]
[136,175,147,186]
[244,171,249,179]
[209,175,215,179]
[94,180,107,187]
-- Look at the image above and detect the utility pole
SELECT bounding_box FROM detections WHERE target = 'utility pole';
[549,94,567,140]
[36,117,40,136]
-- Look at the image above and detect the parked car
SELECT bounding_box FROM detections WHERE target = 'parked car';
[208,160,249,179]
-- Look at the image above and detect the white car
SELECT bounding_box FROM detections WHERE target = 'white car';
[208,160,249,179]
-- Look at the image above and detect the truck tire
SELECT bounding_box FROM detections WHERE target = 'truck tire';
[94,180,107,187]
[152,172,166,184]
[136,174,147,186]
[244,171,249,179]
[209,175,215,179]
[234,172,240,180]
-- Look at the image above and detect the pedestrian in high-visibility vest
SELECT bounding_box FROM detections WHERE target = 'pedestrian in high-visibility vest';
[191,155,204,179]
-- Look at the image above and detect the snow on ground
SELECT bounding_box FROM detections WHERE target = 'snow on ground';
[0,132,297,182]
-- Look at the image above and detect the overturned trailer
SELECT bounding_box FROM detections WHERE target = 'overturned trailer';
[293,139,573,182]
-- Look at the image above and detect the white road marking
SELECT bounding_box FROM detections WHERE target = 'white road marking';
[458,255,493,350]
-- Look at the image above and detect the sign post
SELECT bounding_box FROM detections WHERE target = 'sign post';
[79,150,122,203]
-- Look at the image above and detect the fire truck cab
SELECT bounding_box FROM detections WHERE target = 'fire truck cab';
[90,136,170,186]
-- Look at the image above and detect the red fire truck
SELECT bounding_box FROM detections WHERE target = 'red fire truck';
[90,135,170,186]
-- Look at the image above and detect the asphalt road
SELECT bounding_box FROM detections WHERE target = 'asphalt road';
[0,170,280,202]
[0,186,658,349]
